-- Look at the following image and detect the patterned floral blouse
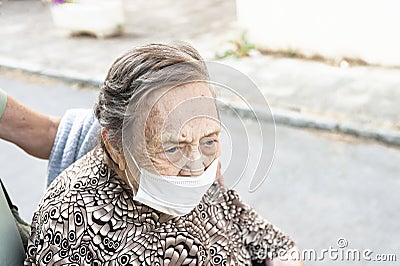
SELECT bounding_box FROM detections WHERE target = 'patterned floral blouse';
[25,148,294,265]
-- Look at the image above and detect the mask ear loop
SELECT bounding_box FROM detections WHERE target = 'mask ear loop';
[124,169,138,195]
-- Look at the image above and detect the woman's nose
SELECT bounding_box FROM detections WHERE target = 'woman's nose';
[182,159,205,176]
[180,147,205,176]
[180,145,208,176]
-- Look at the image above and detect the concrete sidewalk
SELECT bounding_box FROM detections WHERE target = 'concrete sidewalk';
[1,0,399,145]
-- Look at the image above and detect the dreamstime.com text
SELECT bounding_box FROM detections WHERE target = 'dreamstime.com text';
[279,238,397,262]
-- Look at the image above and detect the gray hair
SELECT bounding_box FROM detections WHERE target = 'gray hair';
[94,43,209,153]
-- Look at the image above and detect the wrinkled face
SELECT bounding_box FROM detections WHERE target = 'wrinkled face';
[129,82,221,177]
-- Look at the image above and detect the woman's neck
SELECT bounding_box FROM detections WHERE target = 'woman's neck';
[103,152,139,190]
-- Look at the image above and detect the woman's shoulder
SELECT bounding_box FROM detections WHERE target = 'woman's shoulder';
[39,147,131,212]
[203,182,246,209]
[46,147,126,194]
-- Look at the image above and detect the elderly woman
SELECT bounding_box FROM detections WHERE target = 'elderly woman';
[25,43,302,265]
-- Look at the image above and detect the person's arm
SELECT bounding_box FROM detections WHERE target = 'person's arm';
[0,89,61,159]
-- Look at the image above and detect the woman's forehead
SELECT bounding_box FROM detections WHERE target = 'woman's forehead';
[147,83,217,120]
[153,82,214,111]
[142,82,219,139]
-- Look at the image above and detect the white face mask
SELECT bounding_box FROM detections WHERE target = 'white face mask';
[125,158,219,217]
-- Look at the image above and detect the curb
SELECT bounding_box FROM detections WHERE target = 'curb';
[230,103,400,147]
[0,58,102,87]
[1,59,399,147]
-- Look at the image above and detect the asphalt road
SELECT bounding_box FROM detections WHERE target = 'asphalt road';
[1,70,399,265]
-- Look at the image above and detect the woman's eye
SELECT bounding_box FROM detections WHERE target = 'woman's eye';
[200,139,217,156]
[204,140,215,146]
[165,147,179,153]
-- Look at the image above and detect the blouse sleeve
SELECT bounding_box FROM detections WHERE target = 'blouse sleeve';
[228,190,295,263]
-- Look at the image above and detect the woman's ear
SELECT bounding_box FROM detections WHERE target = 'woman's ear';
[101,129,126,171]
